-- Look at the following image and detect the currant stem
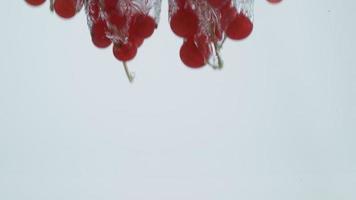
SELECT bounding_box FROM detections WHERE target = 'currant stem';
[122,62,135,83]
[208,24,225,70]
[50,0,54,11]
[218,35,227,50]
[209,41,224,70]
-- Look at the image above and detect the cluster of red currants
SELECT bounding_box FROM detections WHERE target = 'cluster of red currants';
[25,0,281,82]
[169,0,255,69]
[86,0,158,63]
[26,0,160,81]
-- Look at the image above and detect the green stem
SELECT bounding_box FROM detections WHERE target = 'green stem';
[50,0,54,11]
[211,42,224,70]
[123,62,134,83]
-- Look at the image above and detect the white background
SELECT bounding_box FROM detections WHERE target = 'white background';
[1,1,355,199]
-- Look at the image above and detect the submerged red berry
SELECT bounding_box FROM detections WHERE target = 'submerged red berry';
[54,0,76,19]
[91,20,112,48]
[130,14,156,39]
[26,0,46,6]
[226,13,253,40]
[180,39,207,68]
[113,42,137,62]
[170,8,199,39]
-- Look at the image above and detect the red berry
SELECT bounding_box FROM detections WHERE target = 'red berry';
[226,13,253,40]
[103,0,117,11]
[113,42,137,62]
[170,8,199,39]
[25,0,46,6]
[219,3,237,30]
[129,36,144,48]
[54,0,76,19]
[208,0,230,8]
[180,39,207,68]
[175,0,186,8]
[91,20,112,48]
[109,11,127,29]
[267,0,282,4]
[129,14,156,39]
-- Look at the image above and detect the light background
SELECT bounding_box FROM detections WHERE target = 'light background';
[0,1,355,199]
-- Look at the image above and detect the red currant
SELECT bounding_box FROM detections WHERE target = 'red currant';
[129,14,156,39]
[170,8,198,39]
[226,13,253,40]
[54,0,76,19]
[267,0,282,4]
[91,20,112,48]
[113,42,137,62]
[180,39,206,68]
[25,0,46,6]
[129,36,144,48]
[109,11,127,30]
[219,3,237,30]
